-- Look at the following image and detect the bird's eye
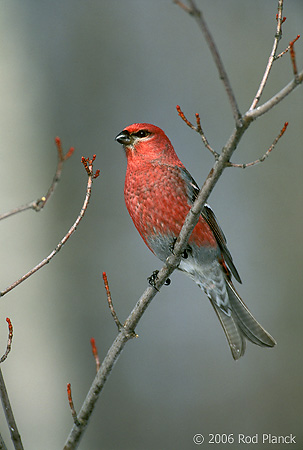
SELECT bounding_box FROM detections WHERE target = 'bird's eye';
[134,130,150,138]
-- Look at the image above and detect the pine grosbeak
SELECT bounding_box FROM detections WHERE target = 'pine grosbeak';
[116,123,276,359]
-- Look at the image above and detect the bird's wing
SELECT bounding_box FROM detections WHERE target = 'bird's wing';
[179,167,241,283]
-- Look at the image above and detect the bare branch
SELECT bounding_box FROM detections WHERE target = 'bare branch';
[0,319,13,363]
[0,369,24,450]
[67,384,81,427]
[0,137,74,221]
[194,113,218,157]
[289,35,300,78]
[90,338,100,372]
[228,122,289,168]
[176,105,219,159]
[246,69,303,121]
[176,0,242,125]
[0,156,99,299]
[0,432,8,450]
[249,0,285,111]
[41,137,75,208]
[102,272,124,332]
[173,0,192,14]
[276,34,300,59]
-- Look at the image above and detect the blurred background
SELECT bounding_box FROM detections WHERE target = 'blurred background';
[0,1,302,449]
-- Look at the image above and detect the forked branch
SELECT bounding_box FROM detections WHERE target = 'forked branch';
[176,105,219,159]
[228,122,289,168]
[0,137,74,221]
[0,156,99,299]
[249,0,285,111]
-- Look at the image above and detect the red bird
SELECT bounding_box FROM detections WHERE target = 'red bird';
[116,123,276,359]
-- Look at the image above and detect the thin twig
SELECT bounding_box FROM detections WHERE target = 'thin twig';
[67,384,81,427]
[0,319,19,450]
[0,432,8,450]
[81,155,100,179]
[102,272,123,332]
[228,122,288,168]
[0,156,99,299]
[246,69,303,121]
[249,0,284,111]
[0,137,74,221]
[0,319,13,363]
[195,113,217,156]
[276,34,300,59]
[289,35,300,78]
[176,105,219,159]
[41,137,75,208]
[90,338,100,372]
[0,369,24,450]
[173,0,192,14]
[180,0,242,125]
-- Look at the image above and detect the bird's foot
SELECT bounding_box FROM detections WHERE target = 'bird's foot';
[169,237,192,259]
[148,270,160,290]
[147,270,171,290]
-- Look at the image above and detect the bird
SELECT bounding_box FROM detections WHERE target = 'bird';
[115,123,276,360]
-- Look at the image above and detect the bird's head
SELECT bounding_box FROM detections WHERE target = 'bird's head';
[115,123,179,164]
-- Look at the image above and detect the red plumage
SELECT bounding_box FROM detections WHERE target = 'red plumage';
[116,123,276,359]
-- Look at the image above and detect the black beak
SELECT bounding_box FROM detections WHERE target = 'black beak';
[115,129,131,145]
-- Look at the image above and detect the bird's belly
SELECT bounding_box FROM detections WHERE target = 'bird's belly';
[147,233,219,267]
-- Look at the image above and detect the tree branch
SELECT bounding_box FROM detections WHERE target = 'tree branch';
[176,0,242,126]
[0,137,74,221]
[0,319,13,363]
[67,383,81,427]
[102,272,123,332]
[228,122,289,168]
[0,156,99,299]
[90,338,100,372]
[0,432,8,450]
[249,0,285,111]
[176,105,219,159]
[0,368,24,450]
[0,318,20,450]
[245,69,303,121]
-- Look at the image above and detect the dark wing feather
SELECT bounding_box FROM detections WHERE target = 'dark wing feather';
[179,167,241,283]
[202,205,242,283]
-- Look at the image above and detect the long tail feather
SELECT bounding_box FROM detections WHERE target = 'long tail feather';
[210,300,246,360]
[226,280,276,348]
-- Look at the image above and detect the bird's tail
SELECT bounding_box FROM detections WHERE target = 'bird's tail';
[209,280,276,360]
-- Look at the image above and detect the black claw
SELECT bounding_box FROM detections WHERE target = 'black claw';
[181,245,192,259]
[182,245,192,259]
[148,271,171,289]
[169,238,177,255]
[169,237,192,259]
[148,270,159,290]
[182,248,188,259]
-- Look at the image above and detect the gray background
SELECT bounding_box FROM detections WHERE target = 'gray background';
[0,1,302,449]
